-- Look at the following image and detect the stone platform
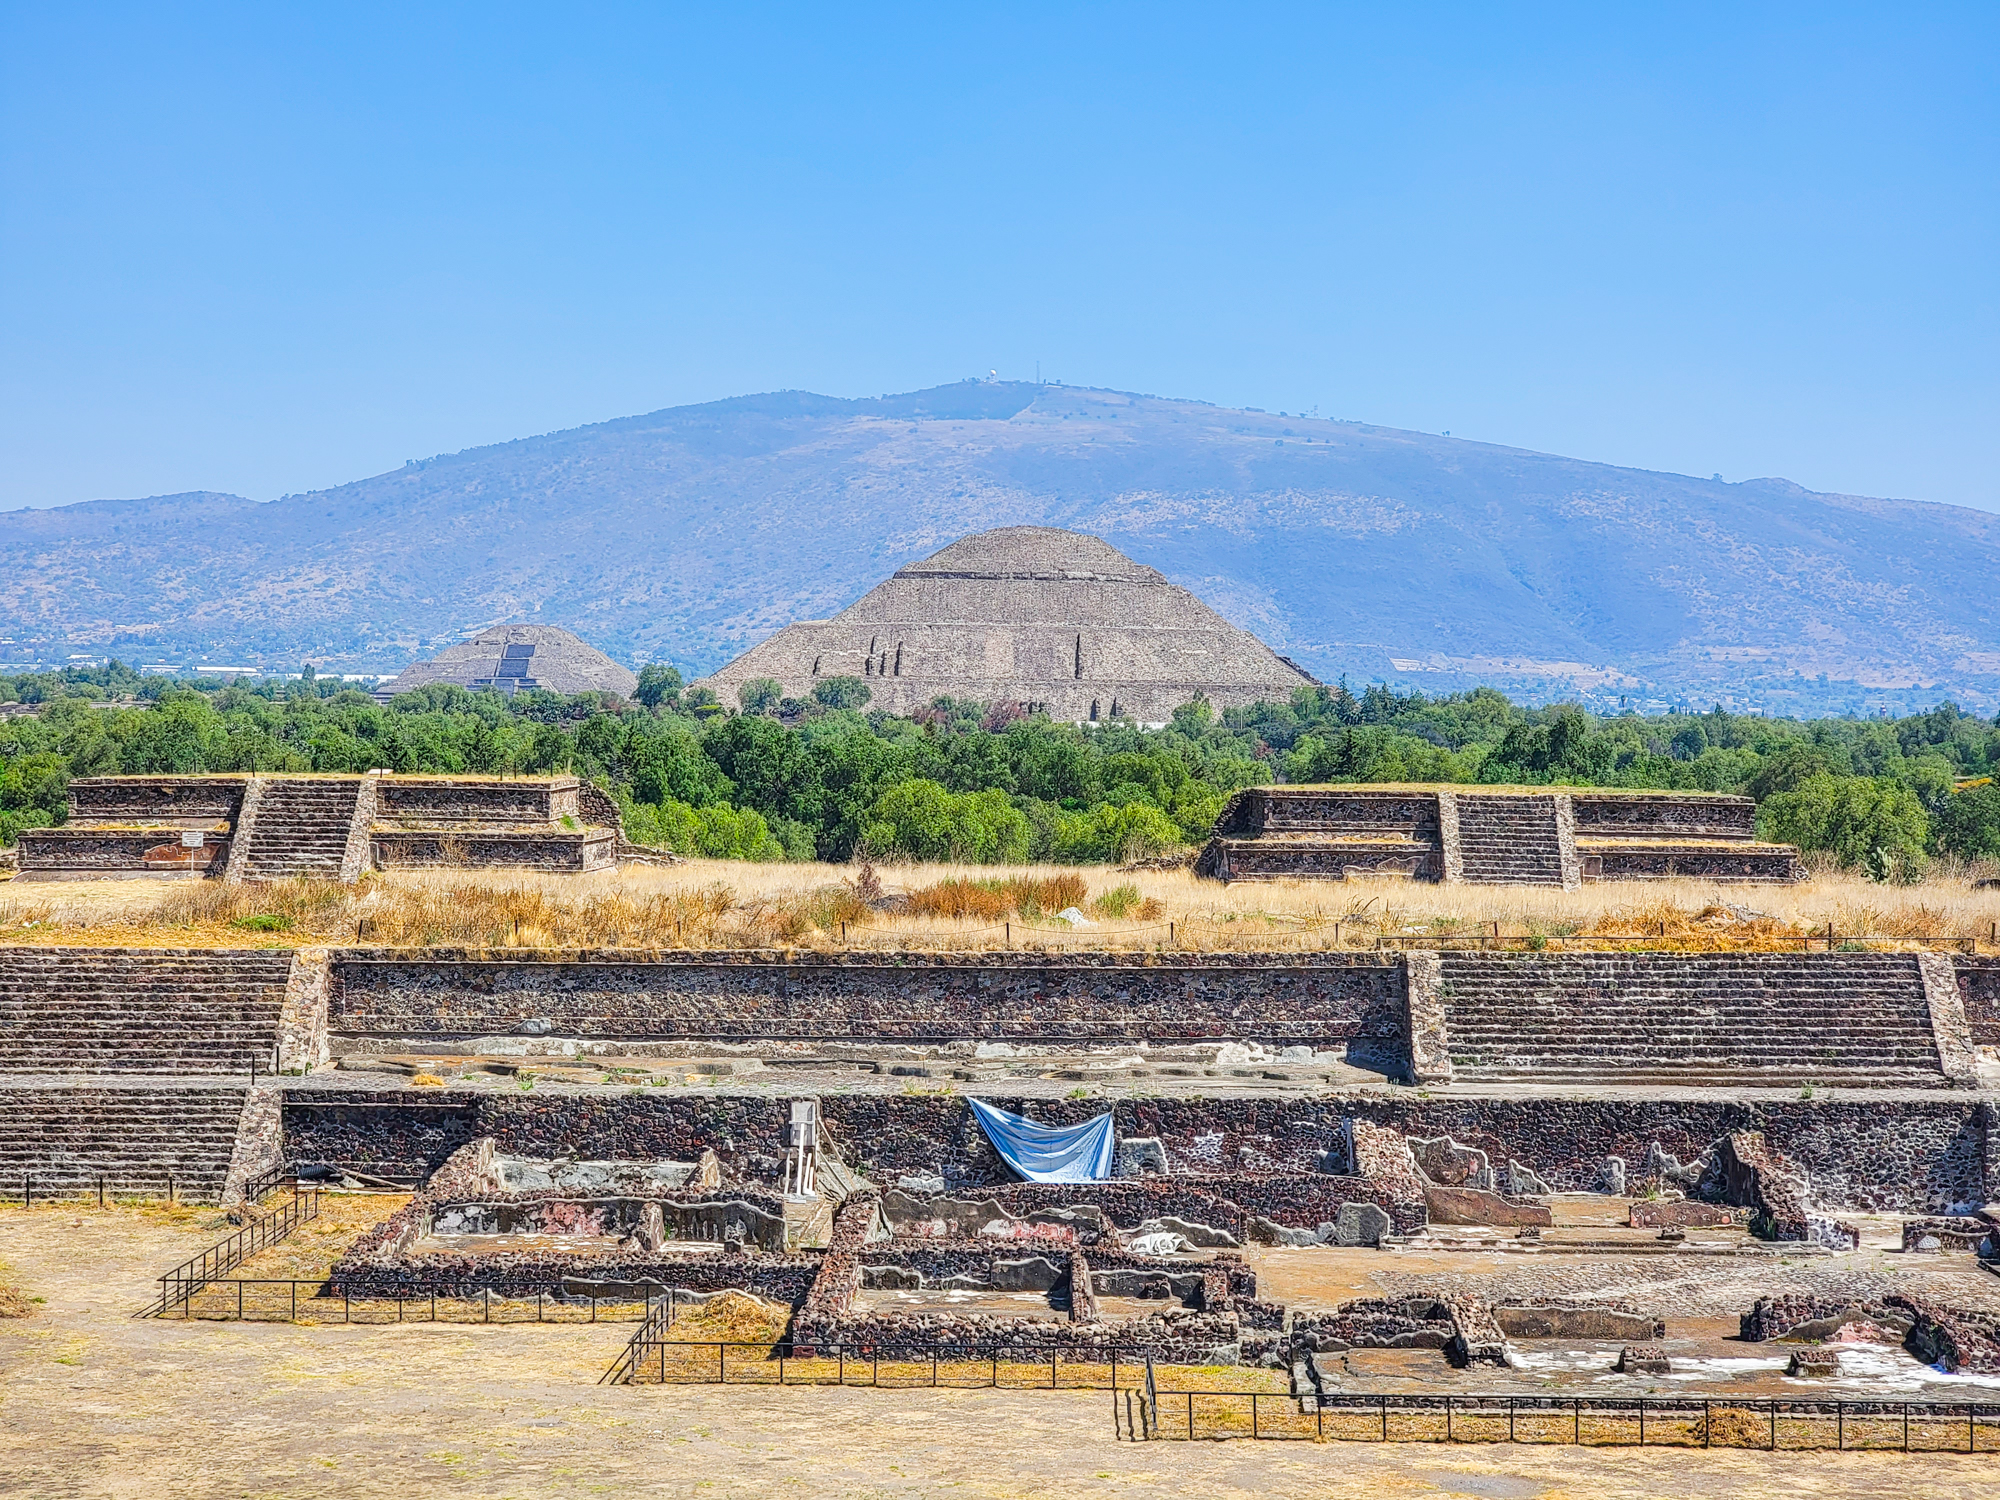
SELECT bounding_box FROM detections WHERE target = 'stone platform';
[15,773,618,882]
[1197,786,1803,886]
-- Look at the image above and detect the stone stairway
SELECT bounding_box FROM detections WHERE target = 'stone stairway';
[1454,795,1566,885]
[0,948,294,1074]
[1439,952,1949,1086]
[235,778,367,880]
[0,1082,252,1201]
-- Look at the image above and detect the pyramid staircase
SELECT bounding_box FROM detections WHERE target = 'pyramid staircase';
[0,1083,252,1201]
[0,947,295,1203]
[1453,794,1568,886]
[1439,952,1952,1087]
[232,777,369,881]
[0,948,294,1074]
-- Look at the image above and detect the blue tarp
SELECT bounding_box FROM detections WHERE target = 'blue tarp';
[968,1097,1115,1184]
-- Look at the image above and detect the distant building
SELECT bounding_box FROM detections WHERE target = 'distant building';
[699,526,1315,723]
[381,625,637,699]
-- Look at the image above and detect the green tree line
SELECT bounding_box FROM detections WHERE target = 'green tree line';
[1,662,1996,874]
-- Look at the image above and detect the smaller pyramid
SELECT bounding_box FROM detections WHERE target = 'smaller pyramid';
[383,625,637,698]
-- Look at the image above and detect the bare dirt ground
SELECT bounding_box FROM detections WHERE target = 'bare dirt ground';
[4,1204,1998,1499]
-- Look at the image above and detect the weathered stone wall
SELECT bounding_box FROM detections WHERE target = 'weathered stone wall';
[369,830,614,873]
[1342,1096,1991,1215]
[325,950,1409,1050]
[1582,846,1804,882]
[282,1095,482,1181]
[1568,793,1758,838]
[1959,958,2000,1044]
[374,777,579,826]
[15,829,230,877]
[279,1088,1990,1215]
[66,776,245,825]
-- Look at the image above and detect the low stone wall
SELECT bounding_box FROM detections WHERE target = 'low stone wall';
[375,777,580,826]
[1492,1299,1662,1340]
[1741,1292,2000,1374]
[1582,845,1803,883]
[67,776,245,825]
[1568,792,1758,839]
[370,829,614,873]
[1902,1217,1992,1253]
[1341,1096,1989,1215]
[325,950,1410,1051]
[1629,1200,1744,1230]
[1290,1293,1507,1366]
[15,828,230,878]
[1213,789,1444,840]
[283,1095,481,1182]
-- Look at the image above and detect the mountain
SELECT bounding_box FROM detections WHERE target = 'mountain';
[3,382,1997,713]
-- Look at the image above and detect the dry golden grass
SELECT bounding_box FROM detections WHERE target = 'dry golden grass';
[0,1259,32,1318]
[230,1192,411,1282]
[665,1290,793,1345]
[0,859,1993,953]
[904,872,1088,921]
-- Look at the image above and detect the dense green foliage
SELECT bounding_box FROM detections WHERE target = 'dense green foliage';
[2,662,1997,873]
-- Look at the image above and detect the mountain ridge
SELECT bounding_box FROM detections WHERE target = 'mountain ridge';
[2,382,1995,713]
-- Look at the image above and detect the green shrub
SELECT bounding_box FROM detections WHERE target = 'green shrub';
[738,678,783,715]
[860,779,1030,863]
[1935,783,2000,862]
[622,798,789,861]
[812,676,872,711]
[1759,774,1929,878]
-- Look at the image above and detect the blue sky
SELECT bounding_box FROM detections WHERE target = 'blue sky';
[2,4,1994,512]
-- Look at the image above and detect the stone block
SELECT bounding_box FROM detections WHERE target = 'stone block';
[1787,1347,1839,1376]
[1410,1134,1492,1189]
[1250,1216,1324,1247]
[1422,1184,1553,1228]
[1506,1160,1551,1196]
[1115,1136,1170,1178]
[1132,1215,1239,1249]
[1616,1343,1671,1374]
[1331,1202,1392,1248]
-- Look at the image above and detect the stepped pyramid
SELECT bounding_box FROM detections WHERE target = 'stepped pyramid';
[382,624,637,699]
[700,526,1315,723]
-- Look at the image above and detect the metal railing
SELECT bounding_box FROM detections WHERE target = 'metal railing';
[148,1279,660,1325]
[14,1169,197,1207]
[238,1161,296,1203]
[138,1188,323,1317]
[1117,1389,2000,1452]
[601,1335,1226,1390]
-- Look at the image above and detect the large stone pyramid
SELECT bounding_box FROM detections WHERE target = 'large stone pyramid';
[700,527,1315,722]
[382,625,638,699]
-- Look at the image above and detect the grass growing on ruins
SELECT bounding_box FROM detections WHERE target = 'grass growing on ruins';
[0,859,1993,953]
